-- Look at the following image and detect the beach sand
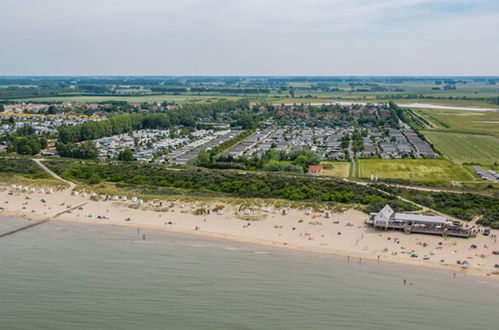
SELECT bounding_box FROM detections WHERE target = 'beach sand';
[1,186,498,278]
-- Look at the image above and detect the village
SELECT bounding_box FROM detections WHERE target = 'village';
[227,124,439,161]
[95,128,242,163]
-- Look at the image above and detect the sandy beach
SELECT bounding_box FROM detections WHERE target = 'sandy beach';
[1,185,498,278]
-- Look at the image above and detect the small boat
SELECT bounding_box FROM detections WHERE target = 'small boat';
[492,251,499,255]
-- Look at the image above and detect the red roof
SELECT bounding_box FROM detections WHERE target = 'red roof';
[308,165,323,171]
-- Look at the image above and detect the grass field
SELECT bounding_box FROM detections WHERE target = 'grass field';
[415,108,499,137]
[358,159,475,182]
[319,161,350,178]
[423,131,499,165]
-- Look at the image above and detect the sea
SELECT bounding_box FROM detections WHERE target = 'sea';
[0,216,498,330]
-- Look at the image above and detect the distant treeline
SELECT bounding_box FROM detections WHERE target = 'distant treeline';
[189,87,270,94]
[148,87,272,94]
[0,86,71,99]
[58,100,250,143]
[44,160,417,212]
[381,95,499,105]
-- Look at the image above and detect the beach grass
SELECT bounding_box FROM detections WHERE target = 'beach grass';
[0,173,68,189]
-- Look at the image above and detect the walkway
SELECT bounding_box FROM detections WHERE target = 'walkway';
[33,158,75,190]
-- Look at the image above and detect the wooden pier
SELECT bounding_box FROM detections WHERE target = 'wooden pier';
[0,218,50,239]
[0,202,87,239]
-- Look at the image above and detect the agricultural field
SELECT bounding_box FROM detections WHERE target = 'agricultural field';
[15,94,238,104]
[358,159,475,183]
[423,131,499,165]
[414,108,499,137]
[319,161,350,178]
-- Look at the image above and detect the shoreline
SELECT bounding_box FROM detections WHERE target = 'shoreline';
[1,186,498,279]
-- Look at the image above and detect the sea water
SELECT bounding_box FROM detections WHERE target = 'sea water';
[0,216,498,330]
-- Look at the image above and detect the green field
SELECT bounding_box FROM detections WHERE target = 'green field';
[423,131,499,165]
[358,159,475,182]
[319,161,350,178]
[415,108,499,137]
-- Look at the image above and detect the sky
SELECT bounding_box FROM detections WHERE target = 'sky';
[1,0,499,76]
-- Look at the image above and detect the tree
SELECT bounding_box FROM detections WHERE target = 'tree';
[40,137,48,149]
[117,148,135,161]
[47,105,57,115]
[56,141,98,159]
[16,124,35,136]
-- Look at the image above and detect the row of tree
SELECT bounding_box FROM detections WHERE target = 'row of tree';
[58,100,251,143]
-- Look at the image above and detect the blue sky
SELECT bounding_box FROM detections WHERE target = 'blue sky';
[1,0,498,75]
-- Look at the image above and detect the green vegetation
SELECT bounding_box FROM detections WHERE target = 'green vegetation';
[423,131,499,165]
[56,142,99,159]
[415,109,499,137]
[5,135,47,155]
[411,107,499,165]
[241,149,321,173]
[375,184,499,229]
[0,157,65,187]
[57,99,251,143]
[3,77,498,107]
[0,157,49,179]
[44,159,417,213]
[1,125,48,155]
[358,159,475,183]
[117,149,135,161]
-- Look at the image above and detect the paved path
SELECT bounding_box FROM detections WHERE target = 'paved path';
[33,158,76,190]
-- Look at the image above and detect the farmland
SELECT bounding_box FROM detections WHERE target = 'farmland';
[423,131,499,165]
[358,159,475,183]
[11,94,238,104]
[414,108,499,137]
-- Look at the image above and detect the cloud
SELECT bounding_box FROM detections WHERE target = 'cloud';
[0,0,498,75]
